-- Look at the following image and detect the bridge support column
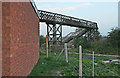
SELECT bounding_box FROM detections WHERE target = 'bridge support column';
[46,23,62,45]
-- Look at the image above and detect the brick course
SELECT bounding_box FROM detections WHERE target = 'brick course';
[2,1,39,76]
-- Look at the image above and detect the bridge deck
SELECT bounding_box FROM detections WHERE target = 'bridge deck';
[30,0,98,29]
[38,10,98,29]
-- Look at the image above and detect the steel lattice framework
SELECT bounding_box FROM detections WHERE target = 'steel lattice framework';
[38,10,98,45]
[30,0,98,46]
[38,10,98,29]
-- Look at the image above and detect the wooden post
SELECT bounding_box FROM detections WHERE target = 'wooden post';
[46,35,48,58]
[56,49,64,61]
[79,45,82,77]
[64,43,68,62]
[92,51,94,77]
[46,43,48,58]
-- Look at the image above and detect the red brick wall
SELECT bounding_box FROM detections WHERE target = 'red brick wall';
[2,2,39,76]
[0,1,2,78]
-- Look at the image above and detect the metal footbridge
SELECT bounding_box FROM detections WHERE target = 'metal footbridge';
[30,0,98,45]
[38,10,98,29]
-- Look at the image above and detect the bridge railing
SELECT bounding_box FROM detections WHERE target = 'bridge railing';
[38,10,98,29]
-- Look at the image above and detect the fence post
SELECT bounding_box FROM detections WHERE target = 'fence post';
[46,35,48,58]
[92,51,94,77]
[64,43,68,62]
[46,42,48,58]
[79,45,82,77]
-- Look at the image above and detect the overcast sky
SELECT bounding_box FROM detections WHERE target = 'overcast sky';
[34,0,118,37]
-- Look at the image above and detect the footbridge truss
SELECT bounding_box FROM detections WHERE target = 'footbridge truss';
[30,0,98,45]
[38,10,98,45]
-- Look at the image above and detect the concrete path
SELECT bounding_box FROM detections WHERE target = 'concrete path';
[86,53,120,57]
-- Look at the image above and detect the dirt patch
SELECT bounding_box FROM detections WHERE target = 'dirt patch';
[46,70,62,76]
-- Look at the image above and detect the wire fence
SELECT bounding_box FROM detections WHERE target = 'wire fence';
[67,44,120,77]
[41,43,119,77]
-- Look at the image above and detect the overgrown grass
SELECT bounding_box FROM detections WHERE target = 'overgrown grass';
[28,50,119,77]
[28,50,78,76]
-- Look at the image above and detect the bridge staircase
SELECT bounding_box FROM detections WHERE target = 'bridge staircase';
[62,28,87,44]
